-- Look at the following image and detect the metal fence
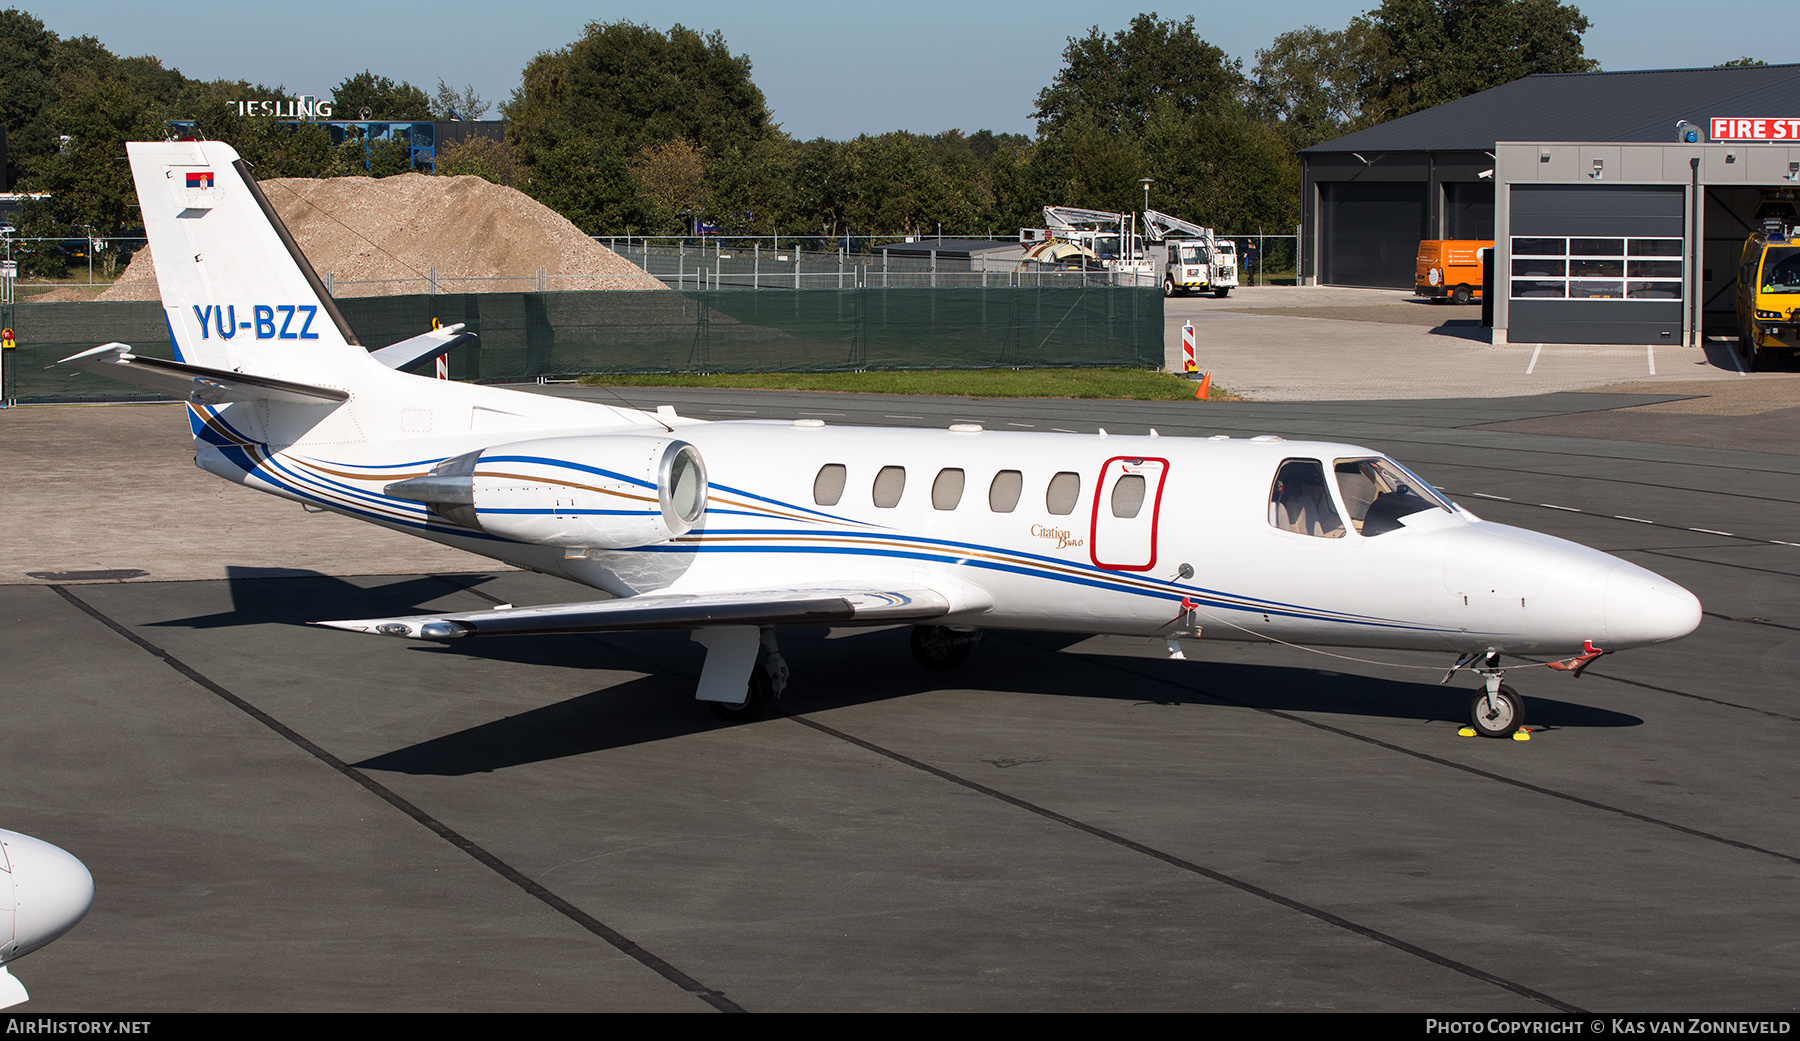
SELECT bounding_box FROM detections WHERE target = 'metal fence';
[11,232,1300,293]
[1235,232,1299,285]
[6,287,1162,403]
[608,240,1151,290]
[5,237,148,285]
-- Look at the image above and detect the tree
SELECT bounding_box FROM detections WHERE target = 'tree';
[700,133,796,234]
[0,9,65,187]
[505,21,774,233]
[367,133,417,176]
[1359,0,1598,123]
[431,79,488,121]
[1030,109,1147,215]
[629,138,706,232]
[332,70,431,121]
[1141,102,1298,234]
[1250,20,1380,148]
[1717,57,1766,67]
[1033,13,1244,137]
[435,134,516,184]
[507,22,772,162]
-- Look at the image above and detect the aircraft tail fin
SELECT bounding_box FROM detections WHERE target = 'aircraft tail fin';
[127,140,376,387]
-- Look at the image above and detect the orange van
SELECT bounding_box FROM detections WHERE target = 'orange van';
[1415,239,1492,304]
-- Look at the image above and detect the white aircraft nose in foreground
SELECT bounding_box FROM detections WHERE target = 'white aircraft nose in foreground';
[62,141,1701,738]
[0,829,96,1009]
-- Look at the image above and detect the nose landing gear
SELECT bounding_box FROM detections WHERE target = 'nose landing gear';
[1445,649,1525,738]
[1469,681,1524,738]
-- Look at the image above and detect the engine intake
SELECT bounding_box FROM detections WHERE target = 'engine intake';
[387,435,707,549]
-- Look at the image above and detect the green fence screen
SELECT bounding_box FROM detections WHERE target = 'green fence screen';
[6,287,1162,403]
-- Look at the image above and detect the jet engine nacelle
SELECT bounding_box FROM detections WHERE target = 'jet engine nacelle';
[388,435,708,549]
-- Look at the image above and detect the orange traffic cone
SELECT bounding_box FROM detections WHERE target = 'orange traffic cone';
[1195,371,1211,400]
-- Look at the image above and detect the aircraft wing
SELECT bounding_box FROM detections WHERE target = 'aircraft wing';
[312,586,953,639]
[57,343,349,405]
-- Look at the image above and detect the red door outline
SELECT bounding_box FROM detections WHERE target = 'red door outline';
[1089,456,1169,572]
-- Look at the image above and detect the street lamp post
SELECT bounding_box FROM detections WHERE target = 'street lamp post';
[1139,177,1153,213]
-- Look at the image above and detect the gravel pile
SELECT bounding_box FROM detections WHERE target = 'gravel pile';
[100,173,664,300]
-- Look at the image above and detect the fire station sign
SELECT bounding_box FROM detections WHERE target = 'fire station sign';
[1710,118,1800,141]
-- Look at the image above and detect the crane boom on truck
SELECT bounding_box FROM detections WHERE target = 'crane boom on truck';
[1025,207,1155,285]
[1144,210,1238,298]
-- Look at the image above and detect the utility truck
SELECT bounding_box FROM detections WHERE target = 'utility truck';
[1023,207,1156,285]
[1143,210,1238,297]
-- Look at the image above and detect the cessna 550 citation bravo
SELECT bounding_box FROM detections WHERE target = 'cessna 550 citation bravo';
[62,141,1702,736]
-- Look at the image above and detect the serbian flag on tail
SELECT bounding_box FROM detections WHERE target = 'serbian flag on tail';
[185,171,214,189]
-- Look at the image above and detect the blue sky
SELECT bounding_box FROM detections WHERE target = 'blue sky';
[32,1,1779,140]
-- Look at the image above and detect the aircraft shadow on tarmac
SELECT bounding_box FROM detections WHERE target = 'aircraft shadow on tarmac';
[146,566,505,630]
[144,569,1639,775]
[350,625,1642,777]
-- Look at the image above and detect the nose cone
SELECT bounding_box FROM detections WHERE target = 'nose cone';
[1604,562,1703,648]
[1,830,95,964]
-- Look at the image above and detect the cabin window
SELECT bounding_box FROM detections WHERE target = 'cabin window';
[1110,474,1146,519]
[813,464,847,506]
[1268,459,1345,538]
[872,466,906,508]
[1333,457,1452,536]
[931,468,965,510]
[989,470,1023,512]
[1046,472,1081,516]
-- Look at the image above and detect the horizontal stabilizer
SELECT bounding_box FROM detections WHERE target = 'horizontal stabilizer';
[314,586,952,639]
[367,325,476,371]
[57,343,349,406]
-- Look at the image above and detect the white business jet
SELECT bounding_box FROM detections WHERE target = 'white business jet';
[0,828,95,1008]
[62,141,1701,736]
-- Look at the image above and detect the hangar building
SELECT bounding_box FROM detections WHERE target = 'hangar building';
[1299,64,1800,345]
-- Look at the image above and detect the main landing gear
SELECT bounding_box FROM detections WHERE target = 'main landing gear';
[707,627,789,722]
[910,625,981,671]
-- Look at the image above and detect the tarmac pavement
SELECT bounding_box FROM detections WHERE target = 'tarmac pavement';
[1164,285,1790,400]
[1,384,1795,1012]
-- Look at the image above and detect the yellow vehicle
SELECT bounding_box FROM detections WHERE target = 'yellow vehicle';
[1415,239,1492,305]
[1737,201,1800,371]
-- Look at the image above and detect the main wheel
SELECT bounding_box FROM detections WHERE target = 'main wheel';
[1451,284,1472,305]
[910,625,972,671]
[1468,684,1524,738]
[711,666,773,722]
[1213,286,1230,298]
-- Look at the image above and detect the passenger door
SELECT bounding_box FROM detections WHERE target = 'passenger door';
[1089,456,1169,571]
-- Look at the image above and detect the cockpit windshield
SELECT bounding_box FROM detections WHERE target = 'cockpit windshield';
[1333,457,1454,536]
[1269,456,1454,539]
[1761,248,1800,294]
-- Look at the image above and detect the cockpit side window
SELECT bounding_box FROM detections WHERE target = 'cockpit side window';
[1333,457,1450,536]
[1268,459,1345,538]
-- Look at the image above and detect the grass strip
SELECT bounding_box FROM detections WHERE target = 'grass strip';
[579,367,1237,401]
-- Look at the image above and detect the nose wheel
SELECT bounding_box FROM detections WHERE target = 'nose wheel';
[1468,683,1524,738]
[1445,650,1526,738]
